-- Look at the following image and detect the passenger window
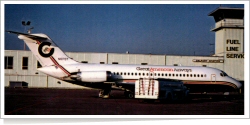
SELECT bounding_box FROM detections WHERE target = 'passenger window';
[180,74,182,77]
[194,74,196,77]
[128,73,130,75]
[121,72,123,75]
[197,74,199,77]
[176,74,178,77]
[190,74,192,77]
[169,74,171,77]
[201,74,203,77]
[117,72,119,75]
[135,73,137,76]
[131,73,134,76]
[124,72,126,75]
[158,73,160,76]
[139,73,141,76]
[173,74,175,77]
[165,73,167,76]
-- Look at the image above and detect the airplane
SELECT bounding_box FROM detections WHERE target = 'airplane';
[6,31,242,98]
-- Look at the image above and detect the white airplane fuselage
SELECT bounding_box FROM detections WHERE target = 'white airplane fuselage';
[38,62,242,92]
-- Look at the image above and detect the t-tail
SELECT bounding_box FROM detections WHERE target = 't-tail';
[6,31,79,78]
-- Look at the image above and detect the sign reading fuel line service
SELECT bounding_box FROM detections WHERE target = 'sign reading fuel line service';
[225,39,244,59]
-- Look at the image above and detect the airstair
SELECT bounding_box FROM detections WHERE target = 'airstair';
[135,78,159,99]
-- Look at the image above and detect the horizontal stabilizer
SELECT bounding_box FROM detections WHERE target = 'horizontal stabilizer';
[6,31,47,40]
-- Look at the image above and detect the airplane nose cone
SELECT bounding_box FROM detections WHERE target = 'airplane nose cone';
[229,77,242,89]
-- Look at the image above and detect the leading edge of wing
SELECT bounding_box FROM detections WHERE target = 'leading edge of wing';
[6,30,48,40]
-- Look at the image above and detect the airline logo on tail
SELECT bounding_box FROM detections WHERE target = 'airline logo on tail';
[37,41,54,57]
[36,40,71,76]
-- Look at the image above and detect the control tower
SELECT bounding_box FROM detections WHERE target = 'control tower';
[208,7,244,58]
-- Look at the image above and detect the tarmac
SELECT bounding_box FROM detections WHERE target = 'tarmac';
[4,87,244,115]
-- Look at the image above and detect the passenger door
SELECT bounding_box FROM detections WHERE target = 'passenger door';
[211,74,216,83]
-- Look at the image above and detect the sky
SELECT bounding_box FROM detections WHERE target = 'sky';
[4,3,245,56]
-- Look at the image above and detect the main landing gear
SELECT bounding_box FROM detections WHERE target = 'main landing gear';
[98,84,111,99]
[98,83,135,99]
[98,89,111,98]
[99,89,134,99]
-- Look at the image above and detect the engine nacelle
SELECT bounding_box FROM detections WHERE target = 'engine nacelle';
[76,71,112,82]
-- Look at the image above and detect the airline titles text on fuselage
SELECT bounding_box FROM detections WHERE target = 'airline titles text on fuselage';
[136,67,192,72]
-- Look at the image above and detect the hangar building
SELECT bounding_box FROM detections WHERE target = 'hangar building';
[4,7,244,89]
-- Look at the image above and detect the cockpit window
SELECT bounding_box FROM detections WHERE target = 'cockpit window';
[220,71,228,77]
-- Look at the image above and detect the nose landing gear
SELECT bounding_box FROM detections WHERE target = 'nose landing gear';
[124,90,134,99]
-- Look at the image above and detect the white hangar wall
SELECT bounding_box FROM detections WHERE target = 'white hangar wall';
[223,57,244,81]
[65,52,108,64]
[107,53,165,65]
[4,50,244,88]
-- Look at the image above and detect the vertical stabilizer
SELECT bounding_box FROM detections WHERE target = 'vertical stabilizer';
[7,31,78,67]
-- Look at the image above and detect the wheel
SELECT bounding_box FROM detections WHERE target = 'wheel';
[102,93,110,99]
[127,92,134,99]
[102,88,111,99]
[124,91,134,99]
[99,84,112,99]
[98,90,104,98]
[99,87,111,98]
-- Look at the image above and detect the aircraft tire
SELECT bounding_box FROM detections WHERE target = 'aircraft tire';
[128,92,134,99]
[98,90,104,98]
[124,91,134,99]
